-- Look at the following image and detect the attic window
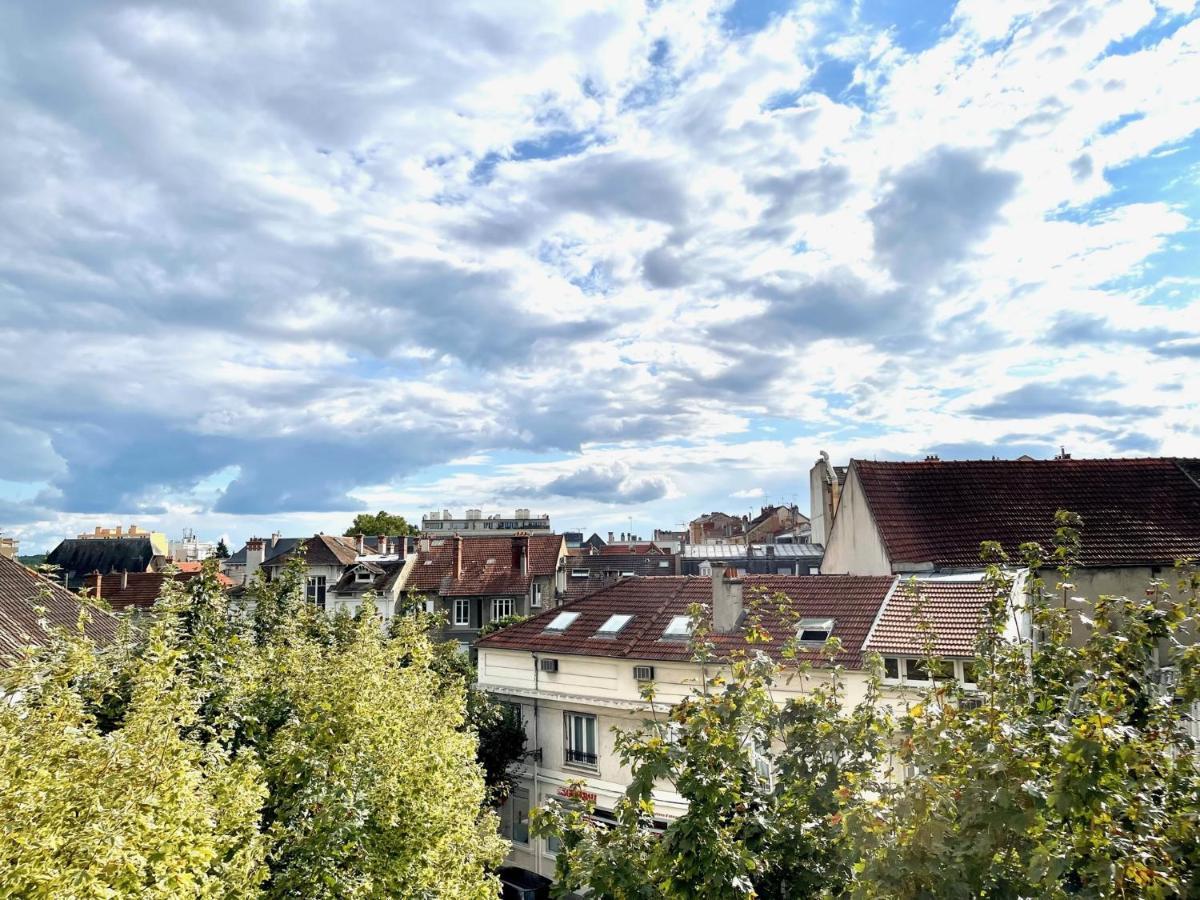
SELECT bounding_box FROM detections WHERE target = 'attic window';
[544,612,580,633]
[797,618,835,643]
[356,570,372,582]
[663,615,692,639]
[596,614,634,636]
[486,558,496,565]
[570,569,589,578]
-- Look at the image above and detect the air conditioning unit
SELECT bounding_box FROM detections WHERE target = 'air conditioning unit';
[633,665,655,681]
[540,658,559,673]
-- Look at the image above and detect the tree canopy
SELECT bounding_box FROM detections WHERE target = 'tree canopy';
[343,510,418,537]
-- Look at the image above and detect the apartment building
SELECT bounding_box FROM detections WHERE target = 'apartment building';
[475,569,1010,876]
[421,508,552,537]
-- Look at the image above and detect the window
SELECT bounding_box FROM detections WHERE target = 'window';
[546,835,562,854]
[500,789,530,845]
[884,657,900,681]
[492,597,514,621]
[619,570,635,577]
[306,576,327,608]
[355,569,372,582]
[544,611,580,632]
[531,583,543,608]
[658,560,670,568]
[571,568,589,578]
[905,658,929,682]
[961,659,980,686]
[595,613,634,636]
[453,598,471,627]
[797,618,835,643]
[663,615,692,639]
[564,712,598,767]
[777,566,792,575]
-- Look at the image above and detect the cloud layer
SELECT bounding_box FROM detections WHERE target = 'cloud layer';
[1,0,1198,549]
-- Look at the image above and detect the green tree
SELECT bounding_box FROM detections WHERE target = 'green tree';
[344,511,417,538]
[214,538,231,559]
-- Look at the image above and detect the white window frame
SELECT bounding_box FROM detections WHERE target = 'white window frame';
[531,582,543,608]
[453,598,471,628]
[492,596,514,621]
[544,611,580,632]
[306,575,327,607]
[355,569,372,582]
[797,618,835,643]
[596,613,634,636]
[663,614,692,639]
[564,711,598,769]
[882,656,973,687]
[570,568,589,578]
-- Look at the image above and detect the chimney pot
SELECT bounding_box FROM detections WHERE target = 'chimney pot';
[377,534,387,555]
[121,570,128,589]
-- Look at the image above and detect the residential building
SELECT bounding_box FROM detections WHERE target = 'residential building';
[326,541,417,619]
[259,534,364,609]
[679,542,824,576]
[476,569,1009,877]
[168,528,216,563]
[85,569,234,612]
[1,553,120,666]
[687,511,746,545]
[221,534,300,585]
[47,528,170,589]
[421,508,552,537]
[809,451,848,547]
[563,541,678,601]
[743,504,810,544]
[818,456,1200,603]
[651,529,687,552]
[402,534,567,653]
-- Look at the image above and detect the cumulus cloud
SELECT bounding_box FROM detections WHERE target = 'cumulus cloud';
[0,0,1197,549]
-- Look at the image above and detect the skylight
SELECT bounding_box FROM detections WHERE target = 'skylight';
[797,618,835,643]
[544,612,580,632]
[663,615,692,638]
[596,614,634,636]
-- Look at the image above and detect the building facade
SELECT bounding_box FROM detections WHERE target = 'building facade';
[678,542,824,576]
[421,508,552,537]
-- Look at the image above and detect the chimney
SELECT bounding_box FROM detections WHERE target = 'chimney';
[514,535,528,575]
[90,571,102,601]
[121,570,129,589]
[0,537,16,560]
[246,538,266,582]
[712,566,743,634]
[357,534,365,555]
[607,531,614,544]
[453,534,463,579]
[397,536,407,561]
[377,534,387,555]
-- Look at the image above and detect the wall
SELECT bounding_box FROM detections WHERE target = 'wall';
[819,466,892,575]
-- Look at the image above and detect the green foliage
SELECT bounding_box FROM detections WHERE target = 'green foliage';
[479,613,529,637]
[535,518,1200,899]
[17,553,47,566]
[215,538,230,560]
[343,511,417,538]
[0,557,504,898]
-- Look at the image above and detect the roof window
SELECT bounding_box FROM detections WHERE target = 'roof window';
[544,612,580,633]
[595,614,634,636]
[663,615,692,639]
[797,618,835,643]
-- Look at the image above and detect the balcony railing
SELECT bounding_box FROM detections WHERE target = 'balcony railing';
[565,748,597,766]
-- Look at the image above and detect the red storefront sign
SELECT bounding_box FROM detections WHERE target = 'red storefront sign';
[556,785,598,804]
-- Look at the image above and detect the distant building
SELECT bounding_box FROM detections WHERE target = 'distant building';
[421,508,552,537]
[47,527,169,590]
[652,529,687,552]
[687,511,746,545]
[564,541,678,601]
[809,452,848,547]
[744,504,810,544]
[168,529,216,563]
[0,554,120,665]
[679,542,824,576]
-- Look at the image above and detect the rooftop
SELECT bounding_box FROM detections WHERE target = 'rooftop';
[0,555,120,665]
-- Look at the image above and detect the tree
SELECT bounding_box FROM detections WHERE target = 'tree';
[215,538,231,559]
[534,518,1200,899]
[344,511,417,537]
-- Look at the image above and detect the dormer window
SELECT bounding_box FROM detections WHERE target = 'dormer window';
[595,614,634,636]
[797,618,835,643]
[544,611,580,633]
[662,615,692,639]
[355,570,372,582]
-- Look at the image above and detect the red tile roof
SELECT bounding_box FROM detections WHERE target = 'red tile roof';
[0,555,120,665]
[853,458,1200,569]
[262,534,360,570]
[406,534,564,597]
[86,570,234,611]
[476,575,896,668]
[863,578,995,658]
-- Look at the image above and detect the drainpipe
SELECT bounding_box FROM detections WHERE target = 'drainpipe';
[531,651,541,877]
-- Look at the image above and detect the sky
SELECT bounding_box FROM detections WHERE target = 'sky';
[1,0,1199,553]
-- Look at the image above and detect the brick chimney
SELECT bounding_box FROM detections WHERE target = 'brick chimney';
[90,571,102,601]
[453,534,463,579]
[397,536,407,561]
[513,535,528,575]
[377,534,388,556]
[0,537,16,560]
[712,566,744,633]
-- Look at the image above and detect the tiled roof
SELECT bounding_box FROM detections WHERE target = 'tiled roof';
[85,570,233,611]
[863,577,995,658]
[563,553,678,601]
[476,575,896,668]
[853,458,1200,569]
[406,534,564,597]
[46,537,158,581]
[226,537,303,567]
[0,555,120,665]
[263,534,360,569]
[331,560,407,595]
[596,542,666,555]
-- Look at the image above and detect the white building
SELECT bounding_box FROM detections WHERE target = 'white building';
[475,569,1010,878]
[168,529,217,563]
[421,508,552,537]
